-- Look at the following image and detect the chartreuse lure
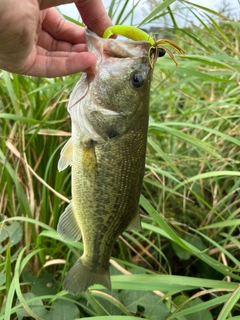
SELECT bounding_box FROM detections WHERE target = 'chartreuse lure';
[103,25,185,68]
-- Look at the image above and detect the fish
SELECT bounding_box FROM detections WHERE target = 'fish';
[57,28,157,296]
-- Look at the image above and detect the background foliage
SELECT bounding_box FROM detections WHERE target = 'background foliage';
[0,0,240,319]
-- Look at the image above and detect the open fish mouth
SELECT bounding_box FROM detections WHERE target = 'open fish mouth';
[86,28,153,72]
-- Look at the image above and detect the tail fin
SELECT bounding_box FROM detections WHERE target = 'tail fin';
[63,257,111,296]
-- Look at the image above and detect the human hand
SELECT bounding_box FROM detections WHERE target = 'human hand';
[0,0,112,77]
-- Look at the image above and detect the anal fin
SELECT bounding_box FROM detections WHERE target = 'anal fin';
[57,201,81,242]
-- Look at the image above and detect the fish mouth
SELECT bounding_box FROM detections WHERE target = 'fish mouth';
[102,40,142,59]
[86,28,151,64]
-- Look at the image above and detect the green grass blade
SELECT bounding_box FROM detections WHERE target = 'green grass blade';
[107,274,237,292]
[137,0,177,27]
[169,293,231,318]
[5,242,11,296]
[140,196,196,253]
[79,317,138,320]
[217,285,240,320]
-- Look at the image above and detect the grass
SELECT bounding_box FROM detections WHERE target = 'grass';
[1,0,240,319]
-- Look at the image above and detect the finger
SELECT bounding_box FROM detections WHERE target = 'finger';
[40,1,112,37]
[0,0,39,62]
[38,28,88,52]
[39,0,75,10]
[75,0,112,36]
[42,8,86,44]
[25,50,96,77]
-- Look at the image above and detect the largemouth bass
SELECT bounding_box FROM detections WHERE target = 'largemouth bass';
[57,29,157,296]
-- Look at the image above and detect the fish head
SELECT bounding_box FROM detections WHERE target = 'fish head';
[68,29,157,142]
[86,28,154,115]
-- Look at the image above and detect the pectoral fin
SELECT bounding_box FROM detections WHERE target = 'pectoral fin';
[57,201,81,242]
[58,138,73,172]
[127,211,142,231]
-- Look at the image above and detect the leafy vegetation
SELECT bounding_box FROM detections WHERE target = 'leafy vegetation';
[1,0,240,319]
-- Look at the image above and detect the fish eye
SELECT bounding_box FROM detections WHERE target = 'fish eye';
[130,71,144,88]
[158,48,166,57]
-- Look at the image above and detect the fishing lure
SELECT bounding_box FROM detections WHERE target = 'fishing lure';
[103,25,185,68]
